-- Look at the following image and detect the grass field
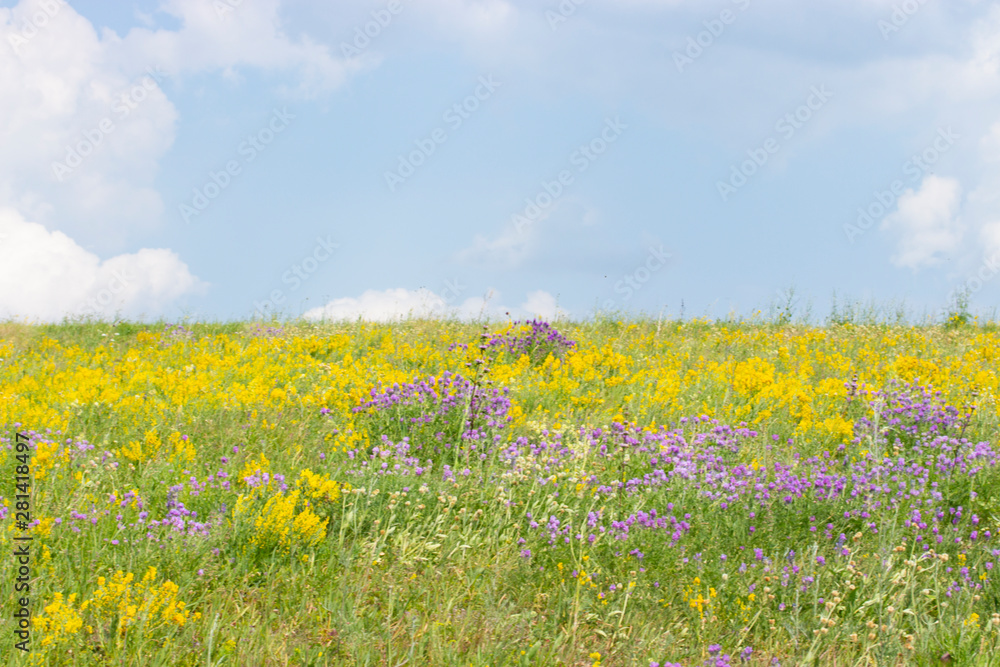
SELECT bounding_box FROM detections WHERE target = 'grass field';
[3,315,1000,666]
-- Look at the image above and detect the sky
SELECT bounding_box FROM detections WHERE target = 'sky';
[2,0,1000,323]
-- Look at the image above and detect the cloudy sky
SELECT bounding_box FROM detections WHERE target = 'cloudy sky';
[2,0,1000,323]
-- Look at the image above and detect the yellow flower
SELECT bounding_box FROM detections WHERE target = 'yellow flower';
[86,567,197,637]
[732,357,775,396]
[33,593,84,647]
[297,468,342,502]
[237,488,329,551]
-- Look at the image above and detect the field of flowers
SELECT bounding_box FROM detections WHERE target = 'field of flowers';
[2,316,1000,666]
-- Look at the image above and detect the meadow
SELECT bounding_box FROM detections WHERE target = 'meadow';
[2,314,1000,666]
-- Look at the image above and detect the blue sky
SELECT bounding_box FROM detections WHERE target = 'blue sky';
[2,0,1000,322]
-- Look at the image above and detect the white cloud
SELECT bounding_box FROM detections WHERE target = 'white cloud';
[415,0,516,46]
[302,287,566,322]
[981,221,1000,259]
[454,197,601,268]
[982,122,1000,163]
[454,222,538,268]
[957,118,1000,271]
[0,0,176,241]
[0,208,206,321]
[114,0,363,97]
[882,175,964,270]
[521,289,567,319]
[303,287,449,322]
[454,196,556,267]
[0,0,361,248]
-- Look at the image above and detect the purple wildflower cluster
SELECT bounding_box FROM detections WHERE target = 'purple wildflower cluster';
[491,318,576,363]
[242,469,287,493]
[344,434,437,480]
[649,645,748,667]
[44,469,231,550]
[849,379,977,447]
[451,319,576,364]
[511,383,999,610]
[350,371,512,466]
[144,484,214,539]
[163,322,193,341]
[4,430,96,460]
[248,325,285,338]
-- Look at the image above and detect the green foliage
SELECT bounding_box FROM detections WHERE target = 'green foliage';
[4,317,1000,666]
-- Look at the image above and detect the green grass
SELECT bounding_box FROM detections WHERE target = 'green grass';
[2,316,1000,665]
